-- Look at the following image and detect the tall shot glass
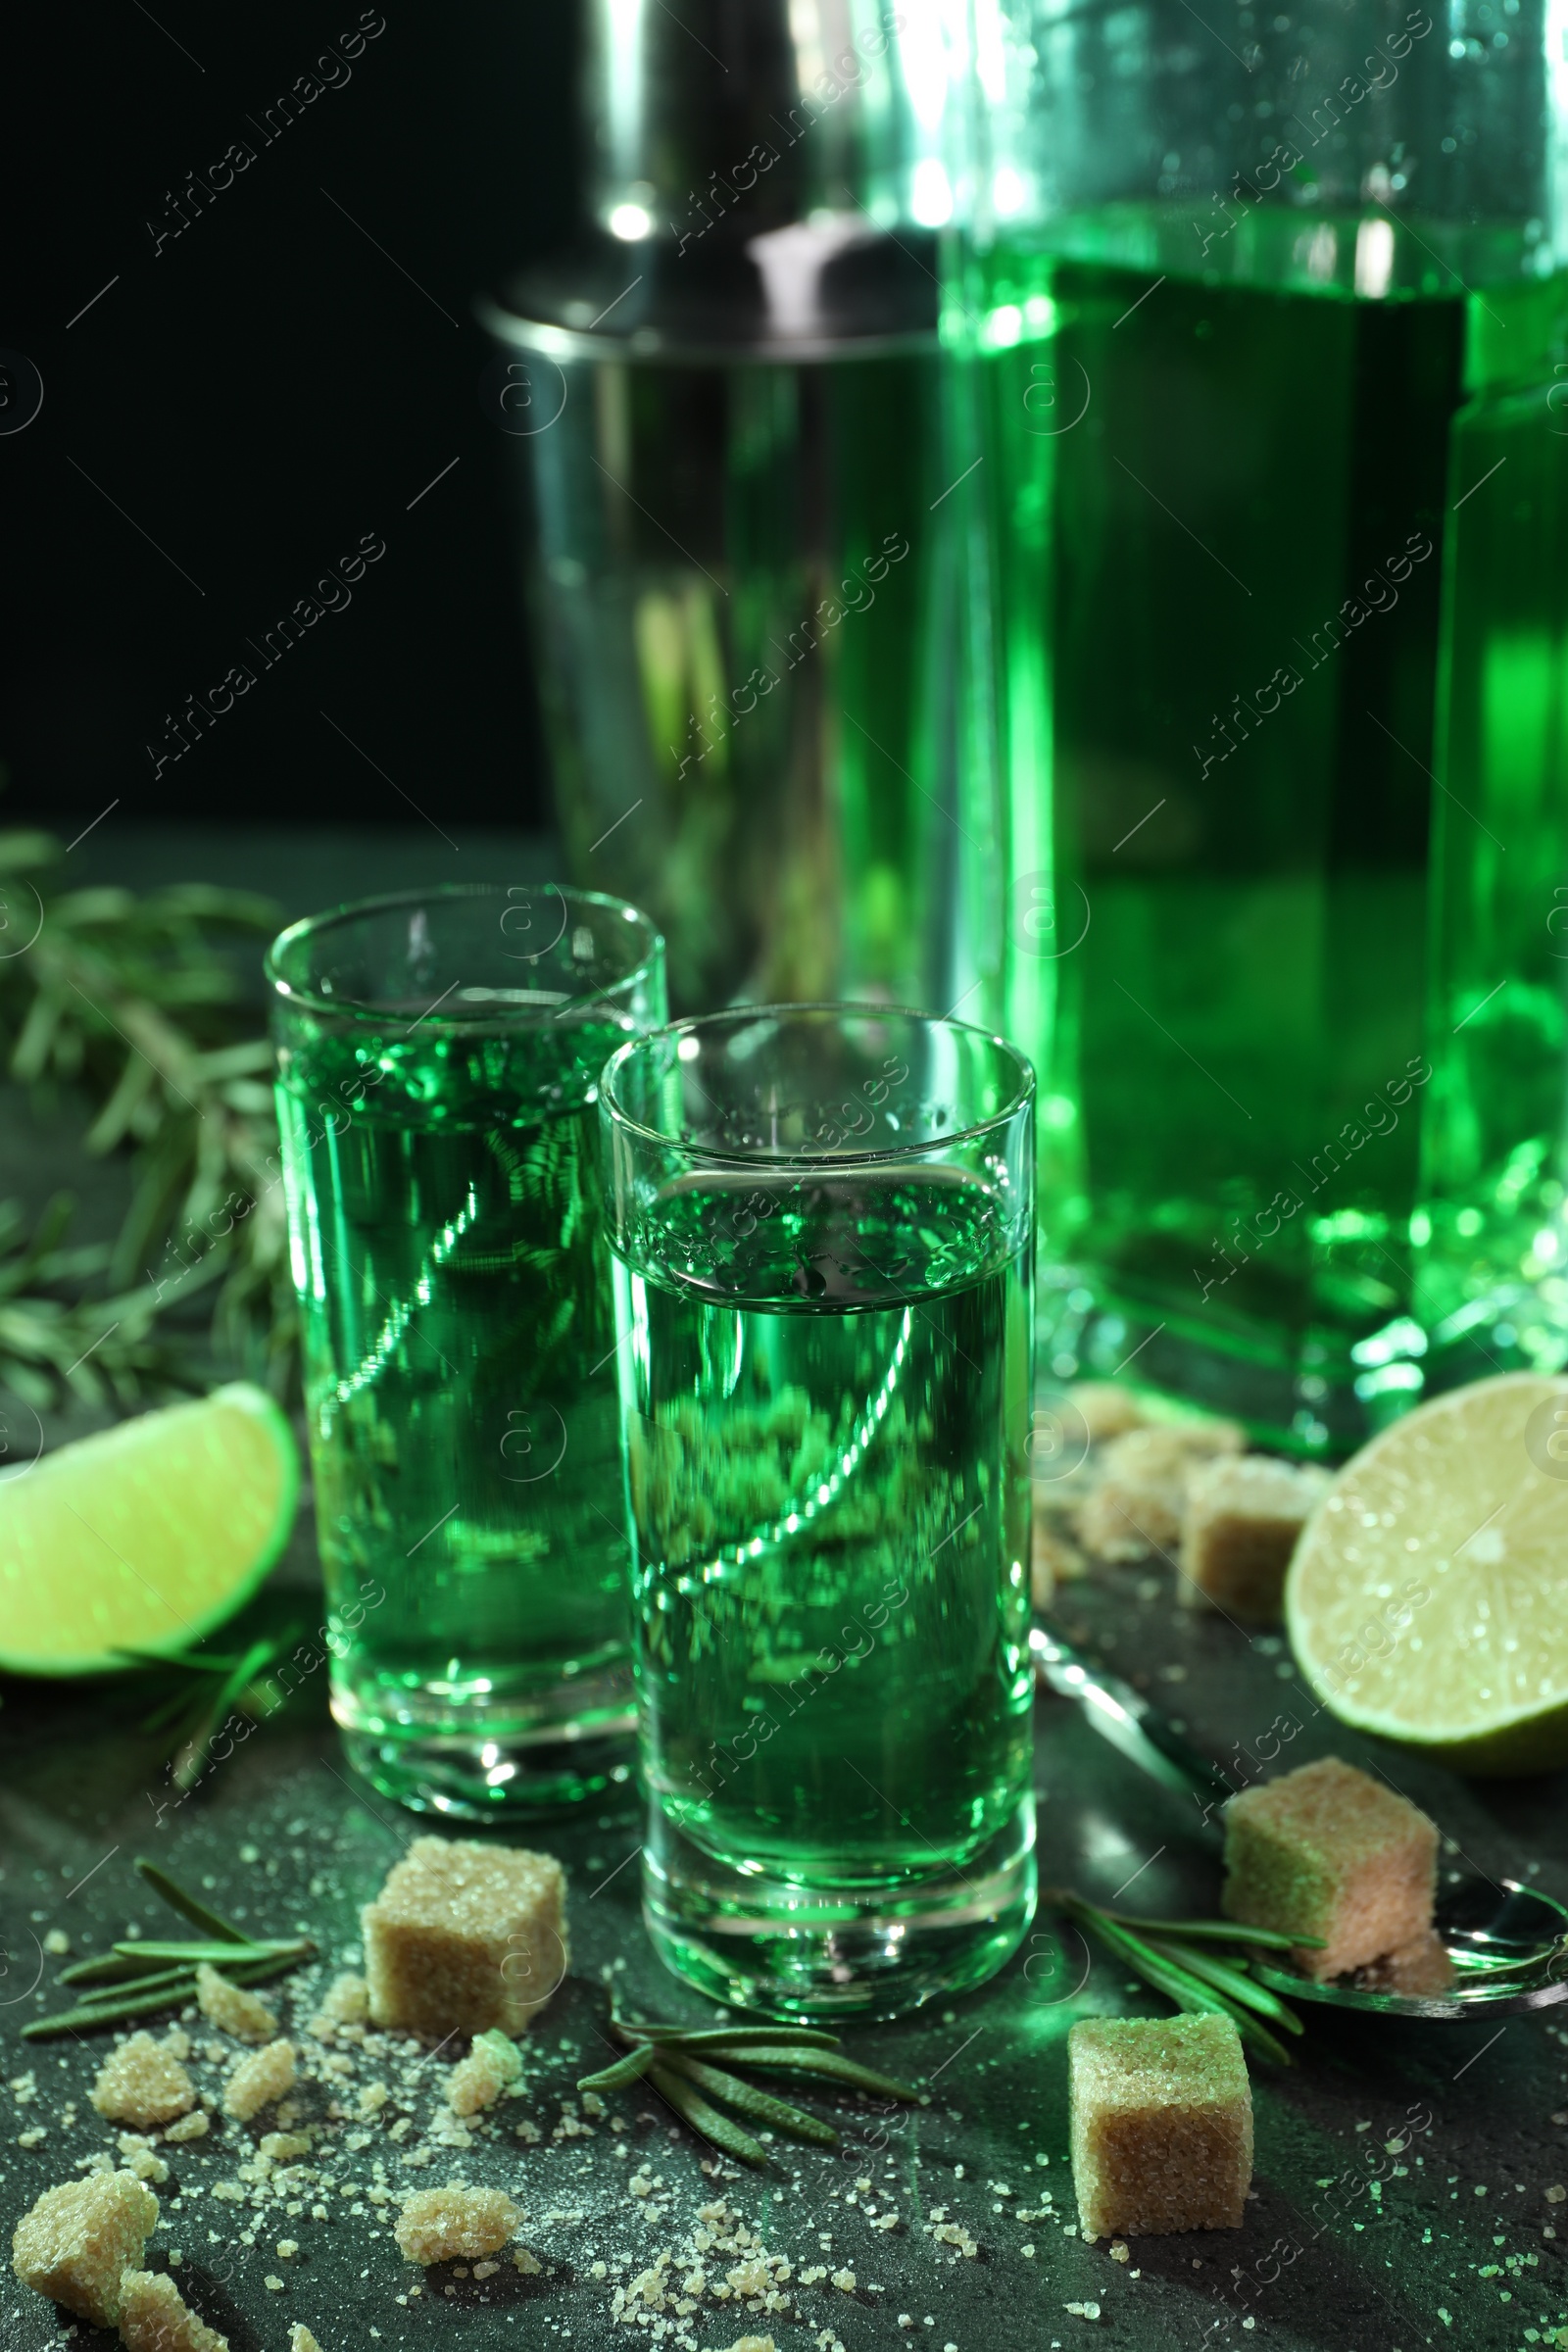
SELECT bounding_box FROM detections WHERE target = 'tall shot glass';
[267,884,665,1818]
[601,1005,1036,2018]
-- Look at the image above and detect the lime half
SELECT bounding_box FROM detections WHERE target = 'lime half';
[1286,1372,1568,1775]
[0,1383,300,1677]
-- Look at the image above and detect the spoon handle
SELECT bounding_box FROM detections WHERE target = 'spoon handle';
[1030,1621,1235,1832]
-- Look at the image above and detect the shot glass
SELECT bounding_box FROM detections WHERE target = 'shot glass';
[601,1004,1037,2019]
[267,883,665,1818]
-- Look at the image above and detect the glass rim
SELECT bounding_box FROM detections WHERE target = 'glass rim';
[264,882,664,1027]
[600,1001,1035,1169]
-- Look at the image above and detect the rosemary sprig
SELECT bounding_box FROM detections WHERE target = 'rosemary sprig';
[578,2009,922,2166]
[127,1631,303,1793]
[22,1859,315,2039]
[1052,1889,1309,2067]
[0,823,294,1403]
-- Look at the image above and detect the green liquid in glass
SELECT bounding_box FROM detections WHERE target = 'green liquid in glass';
[966,206,1568,1438]
[277,1012,636,1809]
[615,1166,1034,2011]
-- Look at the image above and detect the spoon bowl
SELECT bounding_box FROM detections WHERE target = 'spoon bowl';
[1031,1623,1568,2021]
[1250,1878,1568,2017]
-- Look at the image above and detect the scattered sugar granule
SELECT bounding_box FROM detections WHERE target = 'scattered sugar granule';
[276,2239,299,2259]
[1222,1756,1438,1980]
[395,2184,520,2265]
[10,2169,160,2327]
[1109,2239,1130,2262]
[1069,2014,1251,2236]
[43,1929,71,1955]
[119,2268,229,2351]
[514,2248,542,2275]
[196,1964,279,2042]
[322,1973,369,2023]
[223,2040,297,2123]
[289,2330,322,2352]
[266,2274,285,2291]
[448,2030,523,2116]
[357,2080,390,2119]
[261,2131,313,2161]
[363,1836,568,2036]
[473,2259,500,2279]
[91,2033,197,2130]
[831,2270,858,2292]
[116,2133,170,2185]
[719,2338,777,2352]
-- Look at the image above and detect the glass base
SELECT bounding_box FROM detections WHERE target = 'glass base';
[332,1666,636,1819]
[642,1793,1037,2022]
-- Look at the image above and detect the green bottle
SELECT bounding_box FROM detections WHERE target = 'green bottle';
[944,2,1568,1444]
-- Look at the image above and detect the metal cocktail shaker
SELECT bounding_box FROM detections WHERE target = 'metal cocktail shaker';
[484,2,989,1020]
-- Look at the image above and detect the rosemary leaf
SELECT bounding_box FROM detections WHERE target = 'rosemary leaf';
[22,1981,203,2040]
[647,2061,768,2167]
[1145,1938,1304,2033]
[223,1951,316,1987]
[1107,1911,1327,1951]
[716,2048,923,2101]
[658,2050,839,2147]
[109,1938,303,1966]
[172,1636,288,1792]
[76,1966,199,2008]
[578,2043,660,2092]
[1073,1907,1227,2009]
[614,2023,842,2052]
[59,1950,176,1988]
[134,1858,247,1942]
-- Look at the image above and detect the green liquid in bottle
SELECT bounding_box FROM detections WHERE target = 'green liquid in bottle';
[964,206,1568,1440]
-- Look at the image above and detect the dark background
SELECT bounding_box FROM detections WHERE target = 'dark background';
[2,0,580,841]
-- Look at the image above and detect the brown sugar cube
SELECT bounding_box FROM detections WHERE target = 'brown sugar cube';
[1071,1382,1149,1442]
[195,1964,278,2042]
[1077,1420,1245,1561]
[90,2033,197,2130]
[394,2184,520,2265]
[118,2268,230,2352]
[363,1836,568,2037]
[1069,2014,1252,2237]
[1222,1755,1439,1979]
[10,2169,159,2328]
[1180,1455,1332,1620]
[222,2038,296,2122]
[1352,1927,1455,1997]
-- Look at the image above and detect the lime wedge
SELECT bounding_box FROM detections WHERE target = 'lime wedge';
[0,1383,300,1677]
[1286,1372,1568,1775]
